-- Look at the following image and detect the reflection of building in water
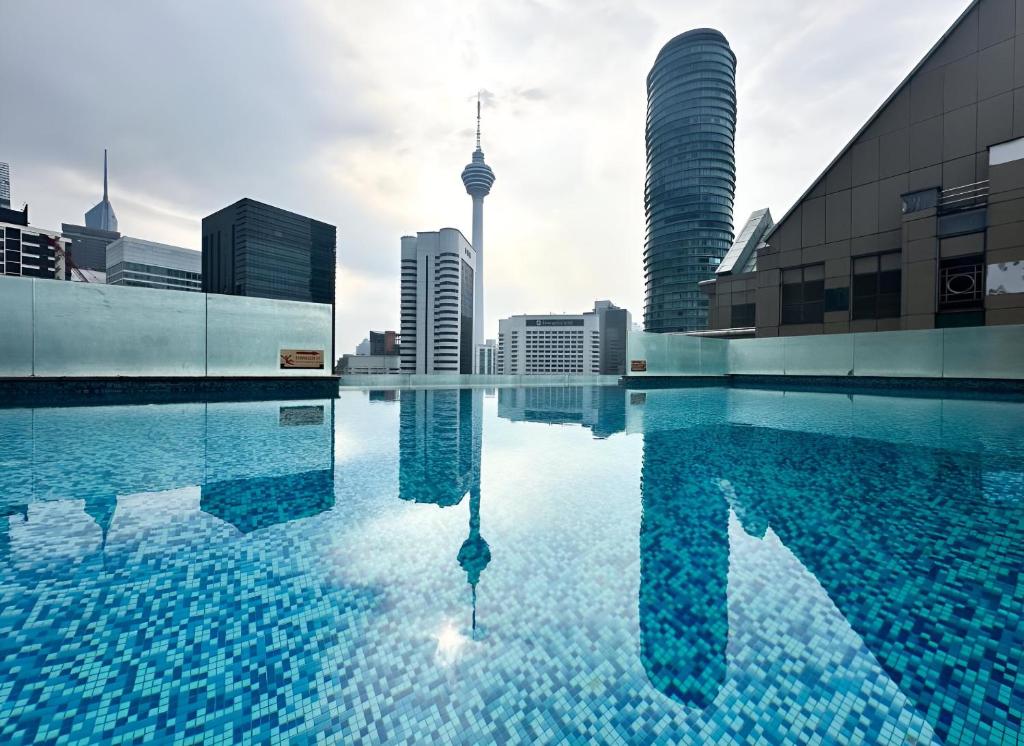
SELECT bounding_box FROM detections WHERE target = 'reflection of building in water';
[399,389,481,507]
[368,390,398,403]
[398,388,489,632]
[201,470,334,533]
[639,429,729,709]
[0,401,337,560]
[640,421,1023,743]
[497,386,626,439]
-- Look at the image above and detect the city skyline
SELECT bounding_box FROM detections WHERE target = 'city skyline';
[2,0,971,353]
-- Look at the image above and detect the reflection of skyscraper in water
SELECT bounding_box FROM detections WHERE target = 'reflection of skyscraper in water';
[639,429,729,708]
[399,389,489,632]
[496,386,626,439]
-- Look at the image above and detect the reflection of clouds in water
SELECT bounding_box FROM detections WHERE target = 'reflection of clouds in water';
[725,512,938,745]
[433,620,469,668]
[8,501,101,571]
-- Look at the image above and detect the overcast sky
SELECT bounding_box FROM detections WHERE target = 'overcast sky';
[2,0,970,353]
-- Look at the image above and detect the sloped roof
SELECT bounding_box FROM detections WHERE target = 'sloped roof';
[765,0,982,242]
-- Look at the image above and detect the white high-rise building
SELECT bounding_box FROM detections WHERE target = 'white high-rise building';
[497,301,632,375]
[400,228,478,374]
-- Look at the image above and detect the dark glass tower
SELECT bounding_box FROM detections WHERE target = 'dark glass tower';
[644,29,737,333]
[201,198,336,305]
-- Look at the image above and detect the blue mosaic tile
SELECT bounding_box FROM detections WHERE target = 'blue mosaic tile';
[0,387,1021,744]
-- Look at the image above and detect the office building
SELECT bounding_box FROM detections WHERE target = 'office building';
[355,337,371,356]
[644,29,737,333]
[85,150,118,233]
[400,228,478,374]
[461,98,496,348]
[1,205,67,280]
[496,300,631,375]
[201,198,336,305]
[62,224,120,276]
[475,339,496,375]
[370,330,400,356]
[702,0,1024,335]
[0,162,10,209]
[106,237,201,292]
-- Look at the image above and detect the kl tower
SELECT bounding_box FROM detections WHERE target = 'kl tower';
[461,95,496,352]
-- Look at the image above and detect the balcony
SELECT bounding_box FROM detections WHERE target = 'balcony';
[938,180,988,213]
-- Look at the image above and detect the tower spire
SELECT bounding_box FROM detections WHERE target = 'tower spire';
[475,93,482,151]
[103,149,108,200]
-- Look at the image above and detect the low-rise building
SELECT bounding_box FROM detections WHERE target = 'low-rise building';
[106,237,201,292]
[497,300,631,375]
[338,354,401,375]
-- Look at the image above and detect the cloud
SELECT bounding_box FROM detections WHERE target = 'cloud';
[1,0,972,353]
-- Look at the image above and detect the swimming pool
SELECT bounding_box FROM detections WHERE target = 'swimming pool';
[1,386,1021,744]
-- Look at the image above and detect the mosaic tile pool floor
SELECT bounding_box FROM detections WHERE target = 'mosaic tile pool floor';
[0,386,1022,745]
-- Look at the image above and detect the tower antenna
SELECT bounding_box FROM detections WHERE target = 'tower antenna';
[476,93,482,150]
[103,149,108,200]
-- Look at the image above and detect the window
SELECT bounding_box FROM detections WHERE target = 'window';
[731,302,755,327]
[938,255,984,312]
[781,265,824,324]
[852,253,901,320]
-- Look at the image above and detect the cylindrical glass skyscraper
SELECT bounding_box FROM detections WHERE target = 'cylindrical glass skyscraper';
[644,29,736,333]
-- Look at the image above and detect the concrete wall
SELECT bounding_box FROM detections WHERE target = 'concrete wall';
[0,275,333,378]
[627,325,1024,379]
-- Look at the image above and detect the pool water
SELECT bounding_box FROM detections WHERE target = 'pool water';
[1,386,1022,745]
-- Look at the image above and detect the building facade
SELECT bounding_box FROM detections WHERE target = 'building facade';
[1,205,66,280]
[475,339,496,375]
[106,237,201,292]
[0,162,10,209]
[496,300,631,375]
[337,353,401,375]
[644,28,737,333]
[370,330,400,356]
[400,228,478,374]
[703,0,1024,335]
[62,223,121,275]
[201,198,336,305]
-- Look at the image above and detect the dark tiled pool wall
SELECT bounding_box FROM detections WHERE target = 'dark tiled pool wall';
[0,377,340,408]
[622,375,1024,399]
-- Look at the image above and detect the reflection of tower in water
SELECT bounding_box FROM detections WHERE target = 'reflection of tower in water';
[399,389,489,633]
[639,429,729,709]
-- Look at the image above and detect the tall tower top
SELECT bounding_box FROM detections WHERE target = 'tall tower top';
[462,95,495,198]
[475,94,482,151]
[85,148,119,233]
